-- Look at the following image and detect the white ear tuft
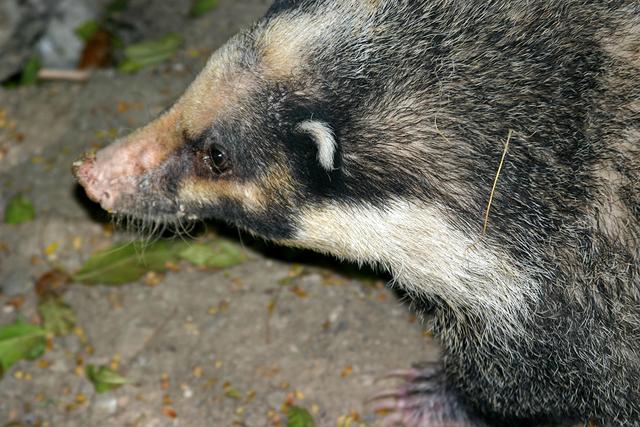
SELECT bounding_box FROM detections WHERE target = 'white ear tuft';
[297,120,337,171]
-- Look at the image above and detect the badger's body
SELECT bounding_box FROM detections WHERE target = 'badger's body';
[74,1,640,425]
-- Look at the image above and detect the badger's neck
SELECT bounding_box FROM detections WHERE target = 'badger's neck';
[293,200,537,333]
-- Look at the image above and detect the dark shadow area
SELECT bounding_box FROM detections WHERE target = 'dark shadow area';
[72,181,390,285]
[208,219,391,284]
[73,183,112,224]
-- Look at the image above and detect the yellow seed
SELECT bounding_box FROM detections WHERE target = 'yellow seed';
[110,354,121,371]
[192,366,204,378]
[45,242,59,256]
[72,237,82,250]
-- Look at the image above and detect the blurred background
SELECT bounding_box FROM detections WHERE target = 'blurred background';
[0,1,435,426]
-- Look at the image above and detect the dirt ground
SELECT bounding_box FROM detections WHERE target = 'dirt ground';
[0,2,436,426]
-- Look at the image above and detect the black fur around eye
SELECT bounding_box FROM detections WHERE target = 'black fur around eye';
[204,145,231,175]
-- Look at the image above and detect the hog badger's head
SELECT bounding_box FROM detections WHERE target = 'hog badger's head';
[74,0,535,319]
[75,1,407,245]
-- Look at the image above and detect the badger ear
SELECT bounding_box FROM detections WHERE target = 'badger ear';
[296,120,337,171]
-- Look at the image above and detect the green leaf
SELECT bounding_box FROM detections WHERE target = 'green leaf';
[4,194,36,224]
[86,364,128,393]
[106,0,128,13]
[288,406,315,427]
[38,298,76,336]
[189,0,218,17]
[179,240,245,269]
[224,387,241,399]
[118,34,182,74]
[75,20,101,42]
[73,240,188,285]
[0,320,46,375]
[19,56,41,86]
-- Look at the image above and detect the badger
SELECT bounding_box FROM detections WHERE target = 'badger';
[73,0,640,425]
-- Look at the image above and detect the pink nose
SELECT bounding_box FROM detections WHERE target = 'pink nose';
[73,155,116,211]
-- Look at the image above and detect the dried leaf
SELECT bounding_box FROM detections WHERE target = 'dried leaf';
[78,30,113,70]
[86,364,128,393]
[288,406,315,427]
[162,406,177,418]
[34,270,71,298]
[0,320,46,375]
[4,194,35,224]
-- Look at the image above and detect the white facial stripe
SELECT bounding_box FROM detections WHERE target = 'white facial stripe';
[260,1,378,77]
[294,200,537,333]
[297,120,337,171]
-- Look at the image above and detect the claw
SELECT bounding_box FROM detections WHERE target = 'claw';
[371,397,405,413]
[367,388,406,404]
[378,369,422,382]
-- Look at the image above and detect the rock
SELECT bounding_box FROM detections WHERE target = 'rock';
[0,0,51,81]
[36,0,98,69]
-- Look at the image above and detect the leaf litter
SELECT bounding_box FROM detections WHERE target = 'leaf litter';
[73,237,246,285]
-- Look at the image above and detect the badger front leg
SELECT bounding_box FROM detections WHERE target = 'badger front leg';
[372,362,491,427]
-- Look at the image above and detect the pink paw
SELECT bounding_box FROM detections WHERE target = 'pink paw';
[369,364,490,427]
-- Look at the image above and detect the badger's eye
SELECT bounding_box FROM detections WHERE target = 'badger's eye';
[204,145,230,175]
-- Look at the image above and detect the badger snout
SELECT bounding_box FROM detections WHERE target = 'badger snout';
[73,111,185,215]
[73,141,144,213]
[73,154,122,212]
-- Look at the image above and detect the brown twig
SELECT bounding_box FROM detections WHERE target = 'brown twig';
[38,69,91,82]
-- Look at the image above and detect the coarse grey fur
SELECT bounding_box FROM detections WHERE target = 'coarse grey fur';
[253,1,640,425]
[75,0,640,425]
